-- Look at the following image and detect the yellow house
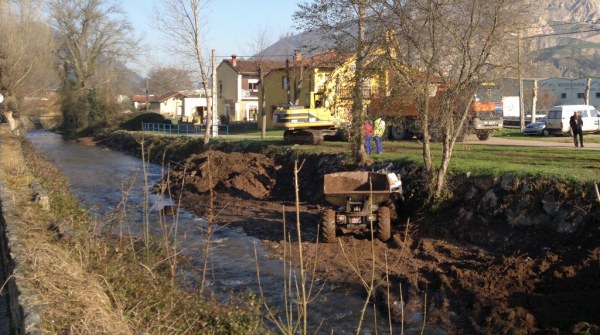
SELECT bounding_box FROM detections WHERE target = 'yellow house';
[216,55,285,123]
[260,51,388,129]
[148,92,184,120]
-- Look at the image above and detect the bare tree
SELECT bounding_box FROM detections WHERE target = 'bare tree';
[374,0,530,198]
[155,0,214,145]
[147,67,195,96]
[247,25,273,138]
[49,0,137,131]
[0,0,56,122]
[295,0,383,165]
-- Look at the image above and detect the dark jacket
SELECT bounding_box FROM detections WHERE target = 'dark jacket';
[569,115,583,133]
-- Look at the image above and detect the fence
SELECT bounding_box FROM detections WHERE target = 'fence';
[142,123,230,135]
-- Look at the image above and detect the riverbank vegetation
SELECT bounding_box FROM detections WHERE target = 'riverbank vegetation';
[12,137,265,333]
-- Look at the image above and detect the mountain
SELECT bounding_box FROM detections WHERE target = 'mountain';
[526,0,600,77]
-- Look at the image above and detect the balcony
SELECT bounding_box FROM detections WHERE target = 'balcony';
[241,89,258,99]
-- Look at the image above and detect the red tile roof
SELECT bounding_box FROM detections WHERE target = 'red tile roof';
[222,59,286,75]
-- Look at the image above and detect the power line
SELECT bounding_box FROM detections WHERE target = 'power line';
[525,27,600,39]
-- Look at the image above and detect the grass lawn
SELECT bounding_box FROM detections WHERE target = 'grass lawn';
[212,130,600,185]
[495,128,600,144]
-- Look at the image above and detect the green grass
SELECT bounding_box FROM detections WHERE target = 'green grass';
[135,127,600,184]
[495,128,600,143]
[223,137,600,185]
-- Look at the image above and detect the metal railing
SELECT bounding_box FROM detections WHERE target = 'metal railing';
[142,123,229,135]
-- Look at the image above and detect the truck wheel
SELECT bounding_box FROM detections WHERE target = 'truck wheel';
[321,209,336,243]
[476,130,490,140]
[389,124,409,140]
[376,206,391,242]
[283,130,293,143]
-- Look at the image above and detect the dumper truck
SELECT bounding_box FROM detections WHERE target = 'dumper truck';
[375,82,504,141]
[321,168,402,243]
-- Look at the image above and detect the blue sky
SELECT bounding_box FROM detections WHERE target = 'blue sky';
[122,0,299,74]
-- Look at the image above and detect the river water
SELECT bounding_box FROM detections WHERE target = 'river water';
[27,130,439,334]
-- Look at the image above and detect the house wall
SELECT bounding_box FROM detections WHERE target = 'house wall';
[216,64,239,122]
[261,69,293,129]
[180,97,208,121]
[260,62,388,129]
[159,97,180,118]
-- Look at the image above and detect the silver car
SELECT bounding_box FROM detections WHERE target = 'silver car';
[523,117,549,136]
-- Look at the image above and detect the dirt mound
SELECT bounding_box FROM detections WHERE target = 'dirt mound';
[170,150,278,199]
[161,146,599,334]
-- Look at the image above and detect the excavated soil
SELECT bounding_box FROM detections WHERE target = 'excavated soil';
[167,150,600,335]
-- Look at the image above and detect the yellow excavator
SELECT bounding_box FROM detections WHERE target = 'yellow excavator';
[273,92,345,145]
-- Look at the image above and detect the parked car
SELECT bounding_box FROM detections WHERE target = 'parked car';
[544,105,600,135]
[523,116,549,136]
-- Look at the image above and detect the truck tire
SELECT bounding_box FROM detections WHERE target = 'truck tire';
[475,130,490,140]
[321,209,336,243]
[376,206,391,242]
[389,124,409,140]
[283,130,293,143]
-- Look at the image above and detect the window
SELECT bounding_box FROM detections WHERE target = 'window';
[219,81,223,98]
[579,110,589,118]
[561,93,567,99]
[248,79,259,91]
[577,93,585,99]
[596,92,600,98]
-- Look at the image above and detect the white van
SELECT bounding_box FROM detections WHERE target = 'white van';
[544,105,600,135]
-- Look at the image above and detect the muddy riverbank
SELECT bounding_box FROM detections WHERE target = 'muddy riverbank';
[98,130,600,334]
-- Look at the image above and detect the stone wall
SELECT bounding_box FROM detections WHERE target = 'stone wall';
[0,124,42,334]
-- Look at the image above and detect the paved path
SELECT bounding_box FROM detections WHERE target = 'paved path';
[463,134,600,150]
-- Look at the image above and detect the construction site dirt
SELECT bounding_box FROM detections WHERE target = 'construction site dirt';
[165,149,600,335]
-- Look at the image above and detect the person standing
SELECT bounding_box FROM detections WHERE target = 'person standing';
[363,120,373,155]
[373,117,386,154]
[569,111,584,147]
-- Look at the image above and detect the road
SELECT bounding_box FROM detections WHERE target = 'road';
[463,134,600,150]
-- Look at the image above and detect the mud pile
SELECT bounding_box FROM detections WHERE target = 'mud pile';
[162,148,599,334]
[169,150,277,199]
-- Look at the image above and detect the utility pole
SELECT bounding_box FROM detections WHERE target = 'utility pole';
[211,49,218,137]
[145,79,149,113]
[531,80,538,123]
[285,57,291,104]
[518,30,525,131]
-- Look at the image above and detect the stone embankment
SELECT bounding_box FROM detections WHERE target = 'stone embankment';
[0,124,43,334]
[0,126,132,334]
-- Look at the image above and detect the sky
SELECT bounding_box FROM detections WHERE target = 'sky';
[122,0,300,75]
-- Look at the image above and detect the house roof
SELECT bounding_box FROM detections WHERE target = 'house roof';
[132,95,153,103]
[221,59,286,75]
[267,50,342,72]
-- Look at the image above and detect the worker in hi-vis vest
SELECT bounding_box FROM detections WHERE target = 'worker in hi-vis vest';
[373,117,386,154]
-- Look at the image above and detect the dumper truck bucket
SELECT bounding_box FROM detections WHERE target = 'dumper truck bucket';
[323,171,394,207]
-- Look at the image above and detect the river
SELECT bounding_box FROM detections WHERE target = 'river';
[26,130,427,334]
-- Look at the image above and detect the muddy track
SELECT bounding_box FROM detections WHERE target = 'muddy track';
[163,149,599,335]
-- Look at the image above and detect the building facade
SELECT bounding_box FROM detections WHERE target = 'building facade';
[216,56,284,123]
